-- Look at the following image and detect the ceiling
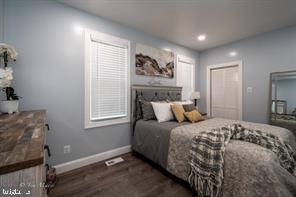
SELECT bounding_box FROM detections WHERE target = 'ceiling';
[58,0,296,51]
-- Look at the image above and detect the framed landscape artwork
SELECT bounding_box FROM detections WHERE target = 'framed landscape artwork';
[135,43,174,78]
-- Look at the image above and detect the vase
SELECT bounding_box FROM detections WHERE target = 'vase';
[0,100,19,114]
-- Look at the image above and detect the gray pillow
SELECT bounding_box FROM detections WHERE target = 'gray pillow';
[182,104,196,112]
[140,100,156,120]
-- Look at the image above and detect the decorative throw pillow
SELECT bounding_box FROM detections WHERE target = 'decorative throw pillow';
[184,110,204,123]
[171,104,186,123]
[151,102,174,123]
[183,103,197,112]
[140,100,156,120]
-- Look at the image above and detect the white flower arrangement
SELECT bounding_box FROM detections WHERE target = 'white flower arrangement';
[0,67,13,88]
[0,43,17,88]
[0,43,18,61]
[0,43,20,101]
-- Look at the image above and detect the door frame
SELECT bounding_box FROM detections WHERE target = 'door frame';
[176,54,196,99]
[206,60,243,120]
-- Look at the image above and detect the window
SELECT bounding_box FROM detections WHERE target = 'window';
[85,29,130,128]
[176,55,195,100]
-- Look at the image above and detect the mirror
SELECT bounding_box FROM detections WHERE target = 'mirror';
[270,71,296,136]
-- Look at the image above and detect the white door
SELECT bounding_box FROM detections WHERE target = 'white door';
[210,65,241,120]
[177,55,195,100]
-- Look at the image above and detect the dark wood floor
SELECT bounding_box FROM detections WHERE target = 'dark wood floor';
[49,152,192,197]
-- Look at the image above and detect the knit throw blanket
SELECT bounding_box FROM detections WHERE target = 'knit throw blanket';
[188,124,296,197]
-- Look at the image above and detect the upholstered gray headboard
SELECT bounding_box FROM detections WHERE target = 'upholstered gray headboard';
[131,84,182,132]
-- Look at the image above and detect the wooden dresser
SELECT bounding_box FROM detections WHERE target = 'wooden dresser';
[0,110,48,197]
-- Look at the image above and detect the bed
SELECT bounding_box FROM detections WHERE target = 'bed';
[131,85,296,197]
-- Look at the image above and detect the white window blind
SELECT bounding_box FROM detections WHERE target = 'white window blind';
[85,30,130,128]
[176,55,195,101]
[90,37,128,121]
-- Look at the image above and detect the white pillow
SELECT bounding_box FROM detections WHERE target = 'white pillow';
[171,100,193,105]
[151,102,174,122]
[172,100,198,110]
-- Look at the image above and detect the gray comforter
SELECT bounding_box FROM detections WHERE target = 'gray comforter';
[133,118,296,197]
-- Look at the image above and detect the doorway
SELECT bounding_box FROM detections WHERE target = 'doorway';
[207,61,242,120]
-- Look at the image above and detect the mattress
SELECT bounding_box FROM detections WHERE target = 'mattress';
[132,119,189,168]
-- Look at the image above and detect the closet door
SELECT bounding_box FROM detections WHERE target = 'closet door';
[211,66,239,120]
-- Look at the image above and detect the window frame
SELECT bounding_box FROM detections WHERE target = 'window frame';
[84,29,131,129]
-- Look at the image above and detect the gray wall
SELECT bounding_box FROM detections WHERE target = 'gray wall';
[0,0,3,41]
[0,0,4,101]
[199,26,296,123]
[277,79,296,114]
[3,0,199,165]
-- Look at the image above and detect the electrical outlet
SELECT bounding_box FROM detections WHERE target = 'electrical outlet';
[64,145,71,154]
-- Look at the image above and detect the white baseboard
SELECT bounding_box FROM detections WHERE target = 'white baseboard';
[54,145,132,174]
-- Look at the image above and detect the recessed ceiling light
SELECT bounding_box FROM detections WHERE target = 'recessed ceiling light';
[197,34,206,41]
[229,51,237,57]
